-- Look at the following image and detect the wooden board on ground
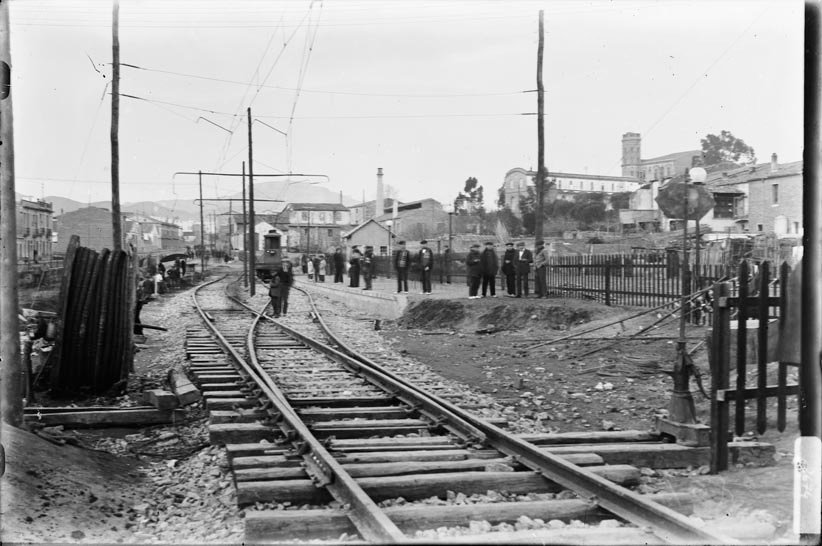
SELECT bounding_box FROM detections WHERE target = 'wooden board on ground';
[23,407,186,428]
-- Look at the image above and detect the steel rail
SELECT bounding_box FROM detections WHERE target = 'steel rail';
[192,277,405,543]
[227,294,488,445]
[293,286,736,545]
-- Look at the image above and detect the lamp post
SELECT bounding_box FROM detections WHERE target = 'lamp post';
[385,220,393,279]
[690,168,707,292]
[445,203,454,284]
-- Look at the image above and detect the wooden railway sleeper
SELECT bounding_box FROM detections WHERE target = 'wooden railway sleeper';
[293,285,731,544]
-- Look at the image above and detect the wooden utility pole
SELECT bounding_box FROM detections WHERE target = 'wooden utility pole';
[198,171,205,275]
[110,0,122,251]
[1,0,23,426]
[242,162,248,287]
[798,6,821,538]
[534,9,546,243]
[247,108,256,296]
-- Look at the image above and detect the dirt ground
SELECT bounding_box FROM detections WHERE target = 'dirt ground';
[384,295,802,542]
[1,278,804,544]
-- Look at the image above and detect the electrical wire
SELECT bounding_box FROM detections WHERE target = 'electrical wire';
[119,92,535,119]
[286,0,323,170]
[119,63,527,98]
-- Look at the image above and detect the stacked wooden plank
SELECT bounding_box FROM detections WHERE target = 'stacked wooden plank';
[50,235,136,393]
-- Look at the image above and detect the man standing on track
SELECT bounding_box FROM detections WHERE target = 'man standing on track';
[515,241,533,298]
[267,273,282,318]
[333,247,345,283]
[276,261,294,317]
[394,240,410,293]
[480,241,499,298]
[417,240,434,294]
[501,241,516,297]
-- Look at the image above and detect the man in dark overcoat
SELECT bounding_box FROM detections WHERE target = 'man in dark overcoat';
[333,247,345,283]
[515,241,533,298]
[480,241,499,298]
[501,242,516,296]
[349,247,361,288]
[466,243,482,299]
[417,240,434,294]
[394,240,411,293]
[362,246,374,290]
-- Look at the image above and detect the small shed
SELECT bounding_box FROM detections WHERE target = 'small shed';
[343,219,396,257]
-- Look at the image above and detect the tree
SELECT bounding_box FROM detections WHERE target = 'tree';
[454,176,484,214]
[701,130,756,166]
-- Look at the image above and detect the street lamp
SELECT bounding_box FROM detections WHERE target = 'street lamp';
[386,219,393,279]
[444,203,454,284]
[689,167,707,292]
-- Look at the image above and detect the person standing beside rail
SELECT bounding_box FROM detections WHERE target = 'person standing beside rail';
[394,240,410,293]
[533,239,549,298]
[417,240,434,295]
[466,243,482,299]
[362,246,374,290]
[333,248,345,283]
[501,241,516,297]
[515,241,533,298]
[349,246,362,288]
[480,241,499,298]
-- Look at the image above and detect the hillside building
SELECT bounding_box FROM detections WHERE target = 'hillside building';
[501,168,640,216]
[16,198,54,262]
[619,154,802,236]
[621,132,702,181]
[284,202,351,253]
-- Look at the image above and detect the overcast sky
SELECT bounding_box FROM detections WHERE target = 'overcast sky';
[9,0,804,211]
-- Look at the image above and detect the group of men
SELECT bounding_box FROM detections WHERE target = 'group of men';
[392,239,434,294]
[344,239,435,294]
[322,239,552,299]
[472,239,553,299]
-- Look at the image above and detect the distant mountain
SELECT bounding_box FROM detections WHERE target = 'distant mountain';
[24,181,358,222]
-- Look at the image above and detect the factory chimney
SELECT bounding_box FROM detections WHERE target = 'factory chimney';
[375,168,384,219]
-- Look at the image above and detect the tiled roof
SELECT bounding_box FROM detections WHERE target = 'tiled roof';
[705,160,803,187]
[642,150,701,164]
[288,202,349,211]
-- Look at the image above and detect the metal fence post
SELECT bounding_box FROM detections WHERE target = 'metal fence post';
[605,263,612,306]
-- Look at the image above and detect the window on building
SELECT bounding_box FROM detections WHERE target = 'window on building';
[327,229,333,237]
[757,224,764,232]
[379,245,388,256]
[334,211,342,222]
[713,195,735,218]
[589,182,593,190]
[772,184,779,204]
[301,211,309,221]
[794,221,800,233]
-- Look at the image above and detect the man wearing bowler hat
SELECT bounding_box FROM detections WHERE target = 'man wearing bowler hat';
[394,240,411,293]
[417,240,434,294]
[515,241,533,298]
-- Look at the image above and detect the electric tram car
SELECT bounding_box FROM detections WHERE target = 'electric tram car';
[254,229,286,281]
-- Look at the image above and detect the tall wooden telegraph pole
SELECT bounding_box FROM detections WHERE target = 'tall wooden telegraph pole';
[534,10,546,242]
[110,0,122,250]
[1,0,23,426]
[247,108,256,296]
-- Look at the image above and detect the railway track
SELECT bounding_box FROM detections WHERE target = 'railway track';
[188,274,731,543]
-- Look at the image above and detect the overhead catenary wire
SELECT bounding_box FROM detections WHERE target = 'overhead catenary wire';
[118,93,535,119]
[118,63,528,98]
